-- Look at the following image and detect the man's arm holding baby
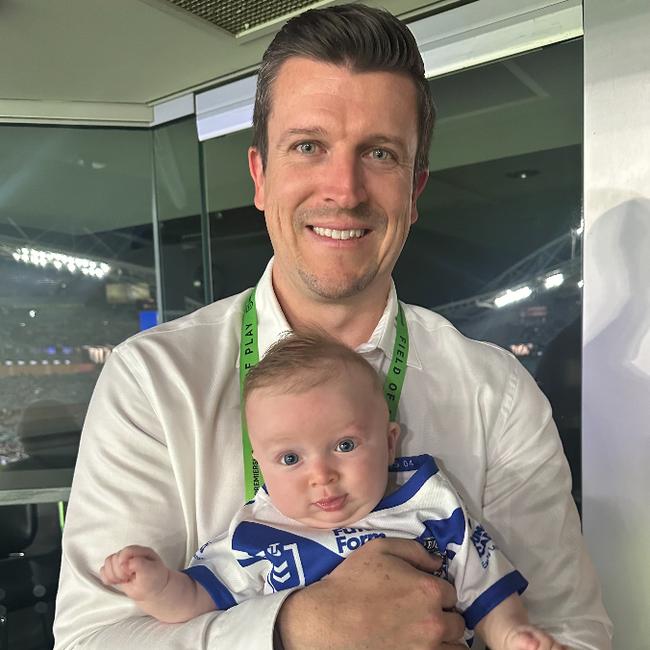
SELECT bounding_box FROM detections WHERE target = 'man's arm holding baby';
[100,545,216,624]
[277,538,467,650]
[100,539,468,649]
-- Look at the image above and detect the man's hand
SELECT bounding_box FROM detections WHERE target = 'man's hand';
[277,538,466,649]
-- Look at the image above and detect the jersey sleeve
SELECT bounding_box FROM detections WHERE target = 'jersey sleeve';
[450,513,528,630]
[420,471,527,631]
[183,515,266,609]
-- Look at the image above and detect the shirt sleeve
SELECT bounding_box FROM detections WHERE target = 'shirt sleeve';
[53,345,290,650]
[482,354,612,649]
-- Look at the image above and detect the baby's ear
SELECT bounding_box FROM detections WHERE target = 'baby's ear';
[387,422,401,464]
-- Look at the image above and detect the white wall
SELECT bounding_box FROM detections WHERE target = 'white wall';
[582,1,650,648]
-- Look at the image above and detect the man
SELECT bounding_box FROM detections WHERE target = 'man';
[53,5,611,649]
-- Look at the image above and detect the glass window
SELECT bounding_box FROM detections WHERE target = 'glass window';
[153,117,205,321]
[395,39,584,506]
[203,128,273,299]
[0,125,157,482]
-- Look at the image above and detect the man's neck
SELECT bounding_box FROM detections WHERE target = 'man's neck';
[272,273,390,349]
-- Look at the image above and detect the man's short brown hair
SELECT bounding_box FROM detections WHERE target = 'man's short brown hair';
[243,330,383,404]
[252,3,435,176]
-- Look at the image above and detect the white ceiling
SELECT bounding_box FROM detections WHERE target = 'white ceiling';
[0,0,454,124]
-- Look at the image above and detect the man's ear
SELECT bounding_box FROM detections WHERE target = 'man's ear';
[410,169,429,225]
[387,422,401,465]
[248,146,266,211]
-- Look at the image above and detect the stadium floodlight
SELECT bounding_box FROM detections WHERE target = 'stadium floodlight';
[544,272,565,290]
[12,247,111,279]
[494,286,532,308]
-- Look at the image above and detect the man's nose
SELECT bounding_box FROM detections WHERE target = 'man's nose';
[309,459,339,486]
[321,151,368,210]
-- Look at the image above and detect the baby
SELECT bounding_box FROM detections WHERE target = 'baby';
[101,332,566,650]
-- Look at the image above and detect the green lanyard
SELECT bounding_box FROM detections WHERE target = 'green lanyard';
[239,287,409,501]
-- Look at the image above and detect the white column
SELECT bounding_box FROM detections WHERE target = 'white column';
[582,1,650,648]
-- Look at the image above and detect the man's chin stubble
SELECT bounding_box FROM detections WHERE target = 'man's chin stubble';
[297,267,377,301]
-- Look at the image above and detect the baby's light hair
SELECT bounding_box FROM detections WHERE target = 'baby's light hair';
[243,329,384,405]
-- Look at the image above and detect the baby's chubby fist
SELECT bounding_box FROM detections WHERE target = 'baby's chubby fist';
[99,544,169,601]
[505,625,568,650]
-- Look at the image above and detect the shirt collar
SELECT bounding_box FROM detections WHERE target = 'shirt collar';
[255,258,293,361]
[357,281,422,370]
[246,258,422,369]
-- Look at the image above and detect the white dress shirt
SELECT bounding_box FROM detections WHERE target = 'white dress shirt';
[54,259,612,650]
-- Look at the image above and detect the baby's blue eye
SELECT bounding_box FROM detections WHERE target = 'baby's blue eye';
[281,453,300,466]
[336,439,356,453]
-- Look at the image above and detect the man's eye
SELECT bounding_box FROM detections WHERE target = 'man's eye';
[336,439,356,453]
[296,142,317,155]
[280,453,300,465]
[370,148,392,161]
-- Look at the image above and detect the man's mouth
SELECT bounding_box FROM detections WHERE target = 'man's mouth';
[310,226,368,241]
[314,495,347,511]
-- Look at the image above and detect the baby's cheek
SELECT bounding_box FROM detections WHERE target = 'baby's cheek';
[266,482,298,515]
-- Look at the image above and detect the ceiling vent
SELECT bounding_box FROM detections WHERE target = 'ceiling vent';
[166,0,332,38]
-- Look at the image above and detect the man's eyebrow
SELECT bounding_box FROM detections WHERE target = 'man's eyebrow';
[364,134,409,152]
[277,126,328,146]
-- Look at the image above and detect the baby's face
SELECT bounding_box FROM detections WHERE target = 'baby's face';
[246,364,399,529]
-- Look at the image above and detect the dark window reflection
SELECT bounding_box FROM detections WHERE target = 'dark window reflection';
[209,206,272,300]
[203,129,273,299]
[395,40,583,508]
[153,118,205,321]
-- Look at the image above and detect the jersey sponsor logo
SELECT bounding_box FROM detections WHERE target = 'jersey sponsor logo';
[332,527,386,554]
[470,522,496,569]
[263,542,305,592]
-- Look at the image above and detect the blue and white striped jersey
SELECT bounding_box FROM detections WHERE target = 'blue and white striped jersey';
[185,454,527,634]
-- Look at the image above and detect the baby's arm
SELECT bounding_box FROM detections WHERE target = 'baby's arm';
[476,593,567,650]
[100,545,216,623]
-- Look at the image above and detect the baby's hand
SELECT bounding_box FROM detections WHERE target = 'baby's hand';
[504,625,568,650]
[100,545,170,602]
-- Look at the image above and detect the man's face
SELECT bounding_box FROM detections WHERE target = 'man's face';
[249,57,428,303]
[246,364,400,528]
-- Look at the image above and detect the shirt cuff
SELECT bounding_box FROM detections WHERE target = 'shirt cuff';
[272,588,299,650]
[212,587,297,650]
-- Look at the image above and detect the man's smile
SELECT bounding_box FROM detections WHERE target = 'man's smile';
[311,226,367,240]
